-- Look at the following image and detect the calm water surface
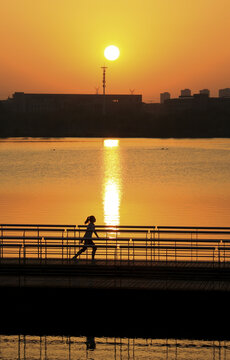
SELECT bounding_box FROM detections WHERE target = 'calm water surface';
[0,334,229,360]
[0,138,230,226]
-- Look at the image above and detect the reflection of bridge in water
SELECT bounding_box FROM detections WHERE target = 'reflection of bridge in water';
[1,224,230,291]
[1,334,229,360]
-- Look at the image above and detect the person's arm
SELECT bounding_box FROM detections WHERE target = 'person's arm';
[94,230,99,238]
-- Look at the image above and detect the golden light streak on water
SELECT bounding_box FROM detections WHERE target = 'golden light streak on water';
[104,139,119,148]
[103,139,121,228]
[104,180,120,226]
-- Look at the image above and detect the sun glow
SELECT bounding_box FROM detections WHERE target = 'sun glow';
[104,139,119,148]
[104,45,120,61]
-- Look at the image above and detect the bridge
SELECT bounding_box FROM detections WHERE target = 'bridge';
[1,223,230,339]
[1,223,230,292]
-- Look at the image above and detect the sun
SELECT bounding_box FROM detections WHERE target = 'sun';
[104,45,120,61]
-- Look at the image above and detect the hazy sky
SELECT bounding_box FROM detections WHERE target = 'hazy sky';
[1,0,230,102]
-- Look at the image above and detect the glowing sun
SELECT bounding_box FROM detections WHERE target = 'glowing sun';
[104,45,120,61]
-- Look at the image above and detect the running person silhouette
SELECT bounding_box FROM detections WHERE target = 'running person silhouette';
[72,215,99,260]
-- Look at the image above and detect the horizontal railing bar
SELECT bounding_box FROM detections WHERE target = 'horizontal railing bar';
[2,224,229,230]
[0,224,76,228]
[0,228,69,232]
[37,236,98,240]
[0,241,226,251]
[219,247,230,250]
[0,236,43,240]
[78,225,155,229]
[21,244,217,250]
[116,245,217,250]
[2,236,230,243]
[157,226,230,230]
[151,230,230,235]
[120,245,217,250]
[2,226,230,235]
[35,237,230,243]
[0,244,22,247]
[75,229,149,233]
[23,244,117,248]
[0,236,129,241]
[69,229,149,233]
[1,224,230,233]
[148,238,230,243]
[0,228,150,234]
[42,236,150,241]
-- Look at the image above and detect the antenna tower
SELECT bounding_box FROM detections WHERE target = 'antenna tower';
[101,66,108,95]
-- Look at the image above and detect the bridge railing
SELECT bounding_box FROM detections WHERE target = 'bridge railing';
[1,224,230,264]
[0,236,230,264]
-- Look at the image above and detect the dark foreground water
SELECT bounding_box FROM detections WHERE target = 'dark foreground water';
[1,287,230,359]
[1,334,229,360]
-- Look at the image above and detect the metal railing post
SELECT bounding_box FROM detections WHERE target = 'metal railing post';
[106,238,107,262]
[23,245,26,264]
[19,246,21,264]
[62,233,64,260]
[133,240,135,264]
[0,226,3,259]
[45,237,47,261]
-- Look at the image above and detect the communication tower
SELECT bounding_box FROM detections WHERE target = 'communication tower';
[101,66,108,95]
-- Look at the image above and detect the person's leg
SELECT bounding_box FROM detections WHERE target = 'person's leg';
[73,245,87,259]
[92,244,97,260]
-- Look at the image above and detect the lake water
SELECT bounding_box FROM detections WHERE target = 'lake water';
[0,334,229,360]
[0,138,230,227]
[1,138,230,359]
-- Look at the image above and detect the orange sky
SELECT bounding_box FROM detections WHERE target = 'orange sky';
[1,0,230,102]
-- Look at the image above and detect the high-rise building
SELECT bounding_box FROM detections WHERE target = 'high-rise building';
[219,88,230,98]
[180,89,192,97]
[160,92,170,104]
[199,89,210,96]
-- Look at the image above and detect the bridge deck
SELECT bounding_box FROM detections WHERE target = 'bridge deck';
[1,258,230,292]
[0,257,229,267]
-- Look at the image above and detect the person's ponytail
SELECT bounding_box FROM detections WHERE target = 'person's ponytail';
[84,216,90,224]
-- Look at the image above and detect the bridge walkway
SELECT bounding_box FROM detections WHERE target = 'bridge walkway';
[1,258,230,292]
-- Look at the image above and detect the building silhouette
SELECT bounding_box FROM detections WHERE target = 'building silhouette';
[180,89,192,98]
[5,92,142,114]
[144,88,230,116]
[160,92,170,104]
[219,88,230,98]
[1,88,230,138]
[200,89,210,96]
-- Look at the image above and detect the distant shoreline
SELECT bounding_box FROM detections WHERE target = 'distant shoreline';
[1,108,230,138]
[1,136,230,140]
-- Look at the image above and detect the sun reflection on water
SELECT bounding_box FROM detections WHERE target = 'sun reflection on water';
[104,139,119,148]
[103,139,121,227]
